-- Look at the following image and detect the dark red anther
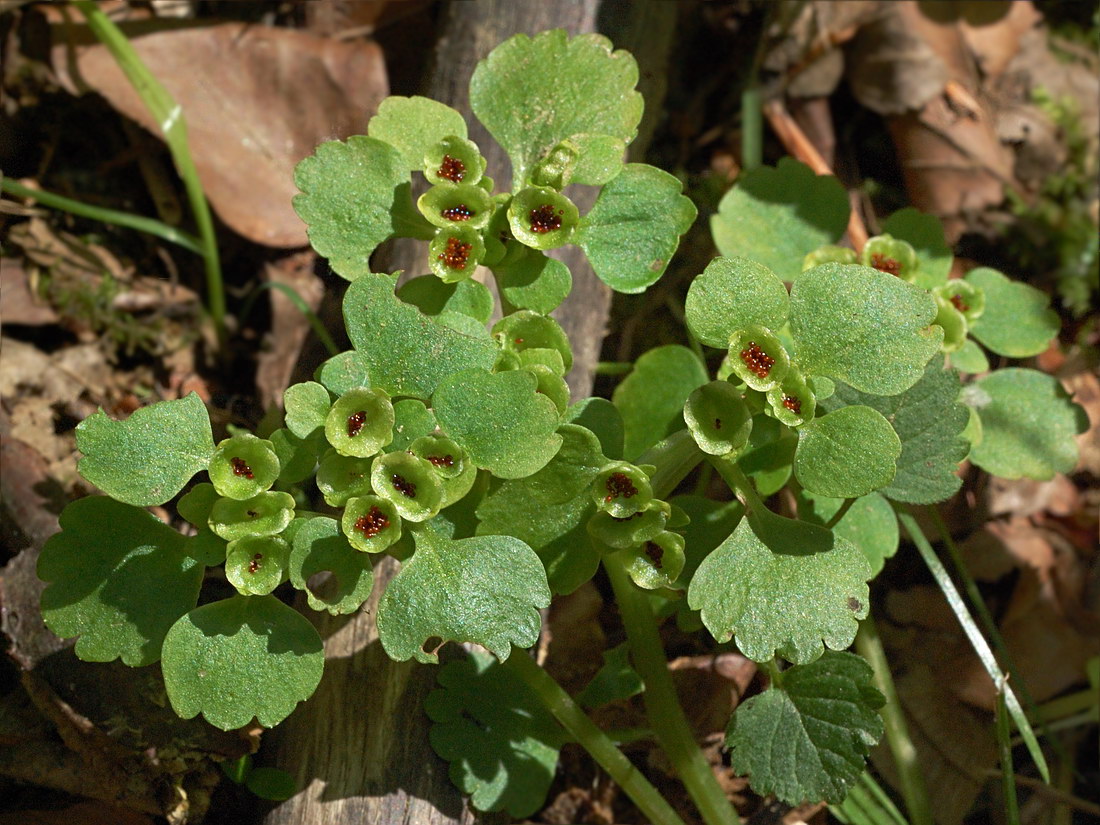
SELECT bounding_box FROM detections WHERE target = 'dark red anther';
[604,472,638,503]
[739,342,775,379]
[950,294,969,313]
[354,506,390,539]
[528,204,562,234]
[782,395,802,415]
[441,204,474,221]
[871,253,901,276]
[426,454,454,468]
[248,553,263,574]
[437,154,466,183]
[644,542,664,569]
[230,457,254,479]
[347,411,368,438]
[391,473,417,498]
[437,236,472,270]
[714,418,722,430]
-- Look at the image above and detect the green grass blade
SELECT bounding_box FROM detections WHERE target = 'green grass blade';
[72,0,225,345]
[897,507,1050,783]
[996,688,1021,825]
[239,281,341,359]
[2,177,203,254]
[830,770,910,825]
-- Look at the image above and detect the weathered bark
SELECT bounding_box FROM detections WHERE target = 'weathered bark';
[262,3,676,824]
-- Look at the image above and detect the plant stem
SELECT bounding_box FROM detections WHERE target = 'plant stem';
[637,429,706,500]
[604,556,739,825]
[73,0,226,348]
[996,687,1022,825]
[1,177,204,254]
[707,457,766,513]
[855,616,934,825]
[503,651,688,825]
[741,86,763,172]
[595,361,635,376]
[825,497,856,529]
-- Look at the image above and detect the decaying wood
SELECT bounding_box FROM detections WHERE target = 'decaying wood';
[263,2,676,824]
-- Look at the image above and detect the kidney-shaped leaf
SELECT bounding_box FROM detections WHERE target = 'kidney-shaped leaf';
[377,530,551,663]
[470,30,642,187]
[75,393,214,507]
[710,159,849,281]
[367,95,468,171]
[823,355,969,504]
[965,267,1060,358]
[433,368,562,479]
[790,263,942,395]
[38,497,203,667]
[799,492,898,577]
[685,256,790,348]
[288,517,374,615]
[687,507,870,664]
[726,651,884,805]
[966,369,1085,480]
[161,594,324,730]
[294,136,423,275]
[426,650,569,817]
[794,406,901,498]
[476,424,605,594]
[576,163,696,294]
[344,274,498,400]
[613,345,709,460]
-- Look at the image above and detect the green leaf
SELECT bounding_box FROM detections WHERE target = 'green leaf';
[711,159,849,281]
[880,207,952,289]
[344,274,498,400]
[491,248,572,314]
[294,137,427,275]
[161,594,324,730]
[687,506,871,663]
[726,651,884,804]
[576,163,696,294]
[613,345,709,460]
[245,767,297,802]
[283,381,331,439]
[469,30,642,187]
[789,263,942,395]
[965,267,1060,358]
[950,338,990,374]
[670,495,745,586]
[966,368,1085,480]
[564,397,624,460]
[269,428,323,485]
[38,497,203,667]
[738,415,797,496]
[685,256,790,348]
[433,368,562,479]
[377,529,551,663]
[799,492,899,577]
[476,424,605,594]
[367,95,468,171]
[576,643,644,709]
[823,355,970,504]
[75,393,213,507]
[288,517,375,615]
[397,275,494,324]
[389,399,438,452]
[315,350,371,396]
[794,406,901,498]
[426,650,568,816]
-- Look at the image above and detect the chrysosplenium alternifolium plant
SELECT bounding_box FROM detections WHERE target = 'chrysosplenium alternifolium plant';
[39,30,1087,819]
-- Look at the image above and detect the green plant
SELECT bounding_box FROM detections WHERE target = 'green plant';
[38,30,1088,824]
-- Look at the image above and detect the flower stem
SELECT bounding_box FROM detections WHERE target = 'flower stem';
[604,556,739,825]
[503,651,687,825]
[855,616,934,825]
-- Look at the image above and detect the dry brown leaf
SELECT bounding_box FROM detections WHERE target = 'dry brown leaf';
[984,473,1079,519]
[0,257,60,326]
[50,20,388,247]
[958,0,1041,79]
[1061,368,1100,476]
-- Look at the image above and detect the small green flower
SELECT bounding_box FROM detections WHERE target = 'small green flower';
[683,381,753,457]
[587,499,670,550]
[861,234,919,281]
[507,186,579,250]
[492,310,573,373]
[316,449,374,507]
[932,293,969,353]
[622,530,685,590]
[209,491,296,541]
[803,245,857,270]
[408,435,467,481]
[418,183,493,230]
[933,280,985,323]
[341,495,402,553]
[522,365,569,415]
[208,434,280,500]
[727,326,790,392]
[766,369,817,428]
[370,450,443,522]
[225,535,290,596]
[429,226,486,283]
[423,135,485,187]
[325,388,394,458]
[592,462,653,519]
